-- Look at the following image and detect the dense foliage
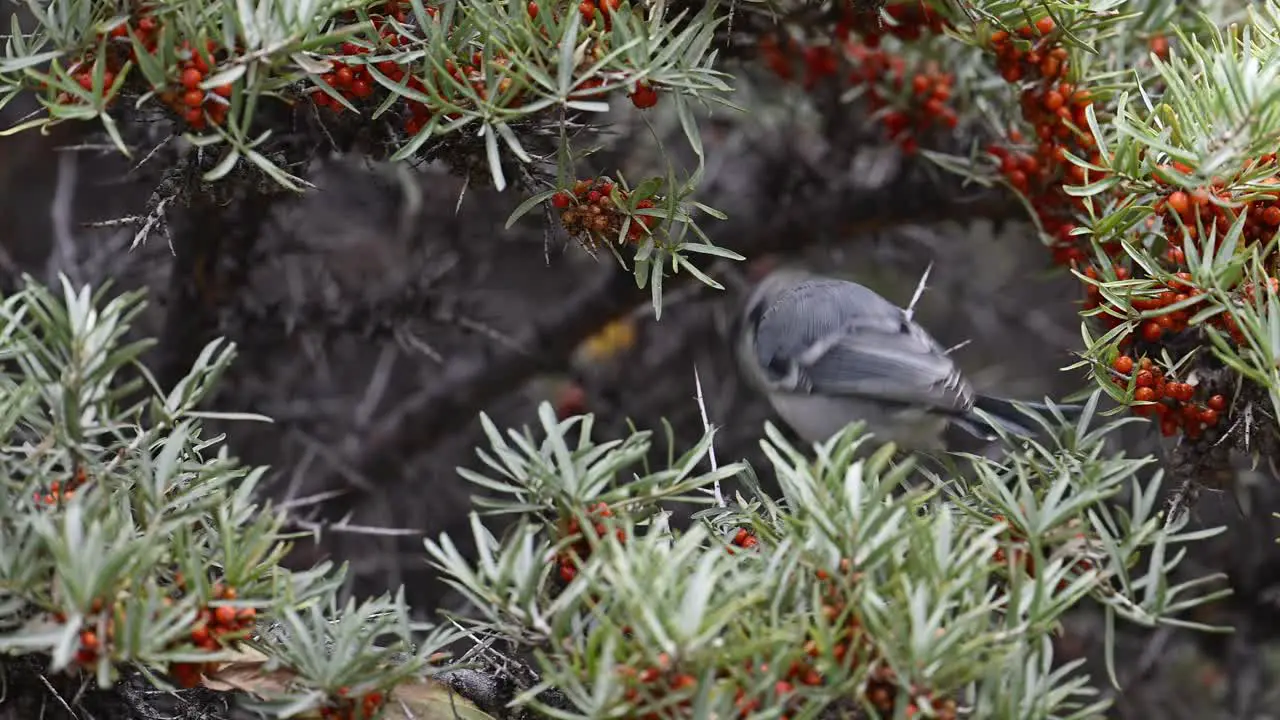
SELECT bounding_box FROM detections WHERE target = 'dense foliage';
[4,0,1280,718]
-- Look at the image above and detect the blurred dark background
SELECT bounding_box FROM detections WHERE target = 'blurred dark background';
[5,12,1280,718]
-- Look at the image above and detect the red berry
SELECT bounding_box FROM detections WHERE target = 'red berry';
[1140,320,1163,342]
[1134,387,1156,403]
[551,192,571,208]
[213,605,237,627]
[1208,394,1226,411]
[1166,191,1191,216]
[1113,355,1134,374]
[528,1,539,17]
[630,82,659,109]
[181,67,203,90]
[183,89,205,107]
[559,562,577,582]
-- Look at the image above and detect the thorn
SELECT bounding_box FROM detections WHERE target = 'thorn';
[905,261,933,322]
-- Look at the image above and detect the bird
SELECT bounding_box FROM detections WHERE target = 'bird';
[732,266,1077,452]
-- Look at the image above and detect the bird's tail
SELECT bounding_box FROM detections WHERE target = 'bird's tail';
[951,395,1083,441]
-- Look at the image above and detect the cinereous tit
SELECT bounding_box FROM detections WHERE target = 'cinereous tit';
[733,267,1073,451]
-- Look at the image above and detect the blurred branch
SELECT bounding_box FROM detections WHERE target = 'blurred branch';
[155,184,280,391]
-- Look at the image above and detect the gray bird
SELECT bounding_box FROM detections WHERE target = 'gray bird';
[733,267,1074,452]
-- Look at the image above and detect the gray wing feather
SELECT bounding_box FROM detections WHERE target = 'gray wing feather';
[754,279,974,412]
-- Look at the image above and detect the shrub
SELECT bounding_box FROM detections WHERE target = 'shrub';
[4,0,1280,718]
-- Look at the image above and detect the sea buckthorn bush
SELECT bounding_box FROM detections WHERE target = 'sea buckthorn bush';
[0,277,1228,719]
[6,0,1280,717]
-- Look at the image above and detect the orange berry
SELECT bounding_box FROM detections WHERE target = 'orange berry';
[213,605,237,627]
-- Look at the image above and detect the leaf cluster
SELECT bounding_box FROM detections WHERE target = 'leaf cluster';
[427,397,1228,719]
[0,278,453,717]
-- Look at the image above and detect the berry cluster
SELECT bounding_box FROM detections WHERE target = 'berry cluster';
[82,7,237,131]
[33,465,88,506]
[740,559,958,719]
[312,44,389,110]
[726,528,759,554]
[554,502,626,584]
[313,7,531,135]
[1149,158,1280,270]
[731,657,821,719]
[552,177,658,249]
[857,54,957,154]
[578,0,623,29]
[159,40,233,131]
[1108,356,1225,439]
[990,515,1095,593]
[1079,242,1256,439]
[312,0,658,135]
[617,653,699,720]
[31,0,660,141]
[59,578,255,687]
[756,2,956,154]
[169,579,258,687]
[983,16,1100,266]
[311,2,425,131]
[321,687,387,720]
[67,597,111,666]
[973,18,1244,440]
[39,20,134,108]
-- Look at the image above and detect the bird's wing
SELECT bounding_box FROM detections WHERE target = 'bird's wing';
[754,279,974,412]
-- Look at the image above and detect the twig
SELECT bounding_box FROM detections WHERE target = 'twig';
[693,365,725,506]
[35,673,74,717]
[277,487,350,512]
[46,150,80,285]
[355,345,399,429]
[287,513,422,538]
